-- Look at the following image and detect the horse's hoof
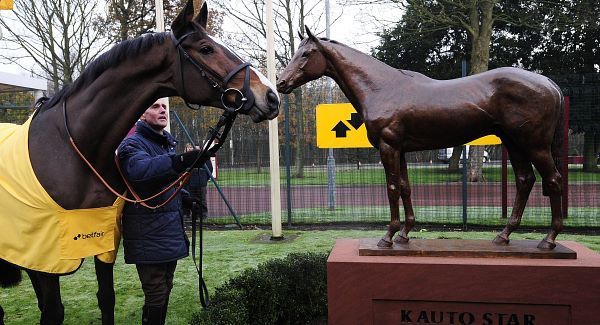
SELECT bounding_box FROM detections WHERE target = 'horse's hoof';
[492,235,509,246]
[377,239,393,248]
[393,235,409,244]
[537,239,556,250]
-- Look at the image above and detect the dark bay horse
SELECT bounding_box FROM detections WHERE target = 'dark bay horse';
[277,27,564,250]
[0,1,279,324]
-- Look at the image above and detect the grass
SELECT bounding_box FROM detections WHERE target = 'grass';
[1,229,599,324]
[214,164,599,186]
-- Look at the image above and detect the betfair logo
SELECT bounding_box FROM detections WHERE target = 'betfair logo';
[73,231,105,241]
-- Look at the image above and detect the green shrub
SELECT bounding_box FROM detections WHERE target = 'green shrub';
[190,252,329,325]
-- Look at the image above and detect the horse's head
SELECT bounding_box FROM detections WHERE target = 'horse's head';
[276,27,327,94]
[171,1,279,122]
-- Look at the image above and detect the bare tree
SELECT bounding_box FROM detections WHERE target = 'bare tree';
[214,0,332,177]
[100,0,215,42]
[101,0,156,42]
[0,0,110,93]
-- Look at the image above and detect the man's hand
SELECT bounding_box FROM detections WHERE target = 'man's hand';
[171,150,204,172]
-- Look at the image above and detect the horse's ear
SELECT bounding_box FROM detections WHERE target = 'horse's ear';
[297,30,305,41]
[305,26,317,41]
[171,0,194,37]
[195,1,209,29]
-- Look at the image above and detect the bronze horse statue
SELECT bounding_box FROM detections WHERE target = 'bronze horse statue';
[277,27,564,250]
[0,1,279,324]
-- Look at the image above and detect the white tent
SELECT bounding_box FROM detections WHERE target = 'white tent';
[0,72,46,98]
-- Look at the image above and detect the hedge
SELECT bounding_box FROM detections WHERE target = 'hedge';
[190,252,329,324]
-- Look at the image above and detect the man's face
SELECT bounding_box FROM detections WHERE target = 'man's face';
[141,99,168,132]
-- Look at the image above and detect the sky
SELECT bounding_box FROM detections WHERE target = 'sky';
[0,1,404,76]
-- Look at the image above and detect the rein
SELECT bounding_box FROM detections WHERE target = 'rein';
[62,99,236,210]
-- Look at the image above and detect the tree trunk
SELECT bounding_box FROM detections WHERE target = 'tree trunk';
[583,131,598,172]
[448,146,463,171]
[466,0,495,182]
[293,87,305,178]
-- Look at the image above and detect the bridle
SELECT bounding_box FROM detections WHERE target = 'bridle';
[60,30,258,210]
[171,30,255,114]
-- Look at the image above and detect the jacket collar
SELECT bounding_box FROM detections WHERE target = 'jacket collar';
[135,120,177,147]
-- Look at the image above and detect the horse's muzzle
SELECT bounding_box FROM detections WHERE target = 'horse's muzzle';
[266,89,280,119]
[275,79,293,94]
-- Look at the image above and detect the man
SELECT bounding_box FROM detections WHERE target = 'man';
[117,98,202,325]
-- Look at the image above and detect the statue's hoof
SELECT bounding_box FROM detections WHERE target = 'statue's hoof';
[393,235,409,244]
[492,235,509,246]
[377,238,393,248]
[537,239,556,250]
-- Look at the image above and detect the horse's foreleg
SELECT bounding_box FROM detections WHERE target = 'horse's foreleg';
[377,143,402,248]
[531,151,563,249]
[26,270,64,325]
[94,257,115,325]
[493,146,535,245]
[394,154,415,244]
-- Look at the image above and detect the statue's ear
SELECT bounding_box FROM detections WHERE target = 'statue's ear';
[195,2,208,29]
[305,26,317,41]
[298,30,305,41]
[171,0,194,37]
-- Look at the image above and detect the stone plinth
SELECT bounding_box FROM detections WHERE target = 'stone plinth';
[327,239,600,325]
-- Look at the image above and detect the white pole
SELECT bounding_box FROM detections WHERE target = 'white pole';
[155,0,171,132]
[266,0,283,240]
[325,0,336,210]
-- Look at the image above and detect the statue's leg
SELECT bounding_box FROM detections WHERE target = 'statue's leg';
[394,154,415,244]
[531,150,563,249]
[493,144,535,245]
[377,142,401,248]
[94,257,115,325]
[26,270,64,325]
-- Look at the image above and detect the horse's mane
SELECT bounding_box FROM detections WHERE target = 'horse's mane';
[42,32,168,110]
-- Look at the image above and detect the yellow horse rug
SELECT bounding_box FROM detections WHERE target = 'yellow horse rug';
[0,116,124,274]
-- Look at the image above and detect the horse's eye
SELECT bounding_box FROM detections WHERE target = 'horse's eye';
[199,46,214,55]
[301,51,310,58]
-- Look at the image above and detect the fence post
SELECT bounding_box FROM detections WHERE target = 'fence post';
[502,146,508,219]
[563,96,569,219]
[284,95,293,226]
[462,145,468,229]
[461,58,468,229]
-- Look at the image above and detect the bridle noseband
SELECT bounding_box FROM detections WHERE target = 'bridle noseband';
[171,31,255,114]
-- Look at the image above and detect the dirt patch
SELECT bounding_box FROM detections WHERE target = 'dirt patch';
[250,233,299,244]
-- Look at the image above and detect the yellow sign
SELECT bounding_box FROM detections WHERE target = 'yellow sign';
[467,135,502,146]
[0,0,14,10]
[316,103,372,148]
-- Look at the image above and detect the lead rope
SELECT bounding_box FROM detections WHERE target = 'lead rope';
[191,202,210,307]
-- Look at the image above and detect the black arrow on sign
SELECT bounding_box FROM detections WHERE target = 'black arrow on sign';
[347,113,363,130]
[332,121,351,138]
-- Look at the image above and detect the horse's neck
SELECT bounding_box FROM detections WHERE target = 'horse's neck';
[322,42,400,114]
[28,38,177,209]
[68,43,176,160]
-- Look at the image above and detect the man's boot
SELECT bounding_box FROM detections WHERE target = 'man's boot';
[160,304,168,324]
[141,305,163,325]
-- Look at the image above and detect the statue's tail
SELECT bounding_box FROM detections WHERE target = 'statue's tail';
[550,80,565,174]
[0,259,21,288]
